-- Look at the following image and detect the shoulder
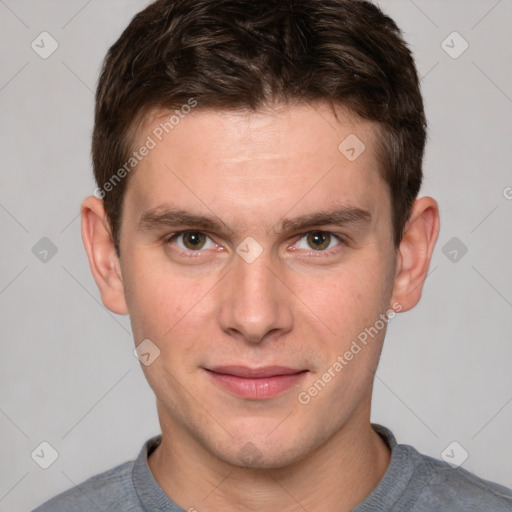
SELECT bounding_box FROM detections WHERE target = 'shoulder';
[32,460,140,512]
[408,448,512,511]
[370,424,512,511]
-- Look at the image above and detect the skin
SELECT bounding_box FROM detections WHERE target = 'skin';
[82,102,440,512]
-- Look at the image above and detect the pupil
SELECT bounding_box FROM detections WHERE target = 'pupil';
[308,232,330,250]
[184,232,205,249]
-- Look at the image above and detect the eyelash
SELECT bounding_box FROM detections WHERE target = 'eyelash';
[163,230,346,257]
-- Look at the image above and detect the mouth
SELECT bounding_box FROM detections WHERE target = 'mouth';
[204,365,309,400]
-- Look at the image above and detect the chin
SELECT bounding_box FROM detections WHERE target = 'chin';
[218,440,309,470]
[203,420,318,470]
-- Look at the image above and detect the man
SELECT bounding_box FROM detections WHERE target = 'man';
[34,0,512,510]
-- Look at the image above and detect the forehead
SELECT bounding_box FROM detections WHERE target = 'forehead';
[124,102,389,229]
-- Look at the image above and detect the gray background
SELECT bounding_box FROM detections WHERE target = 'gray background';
[1,0,511,510]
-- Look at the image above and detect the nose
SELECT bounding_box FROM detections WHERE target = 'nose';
[217,248,294,344]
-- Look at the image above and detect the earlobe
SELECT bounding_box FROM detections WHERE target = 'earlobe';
[81,196,129,315]
[390,197,440,313]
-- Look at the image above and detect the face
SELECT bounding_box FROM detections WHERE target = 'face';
[116,102,400,468]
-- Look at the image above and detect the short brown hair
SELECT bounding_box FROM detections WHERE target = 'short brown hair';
[92,0,426,256]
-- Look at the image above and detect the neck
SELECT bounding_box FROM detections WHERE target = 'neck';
[148,401,391,512]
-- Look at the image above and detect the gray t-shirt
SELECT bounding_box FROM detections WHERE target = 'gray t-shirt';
[32,423,512,511]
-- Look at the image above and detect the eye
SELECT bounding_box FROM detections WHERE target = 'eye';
[294,231,342,252]
[167,231,217,251]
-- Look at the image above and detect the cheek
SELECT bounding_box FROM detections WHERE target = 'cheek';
[293,261,390,339]
[121,252,179,340]
[124,260,216,361]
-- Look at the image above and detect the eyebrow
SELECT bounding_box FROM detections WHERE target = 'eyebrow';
[138,208,229,233]
[279,207,372,232]
[137,205,372,234]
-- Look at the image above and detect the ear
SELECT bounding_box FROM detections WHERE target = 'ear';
[390,196,440,313]
[81,196,128,315]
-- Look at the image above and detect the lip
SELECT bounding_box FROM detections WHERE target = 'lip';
[205,366,308,399]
